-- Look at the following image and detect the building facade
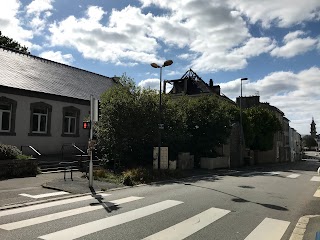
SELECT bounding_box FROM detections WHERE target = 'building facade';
[0,47,117,155]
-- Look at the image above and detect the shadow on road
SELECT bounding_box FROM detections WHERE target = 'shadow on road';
[184,183,288,211]
[89,186,120,213]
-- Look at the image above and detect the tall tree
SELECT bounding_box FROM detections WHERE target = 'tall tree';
[243,106,282,151]
[302,135,317,149]
[0,31,29,54]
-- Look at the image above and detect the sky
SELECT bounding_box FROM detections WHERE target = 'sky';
[1,0,320,135]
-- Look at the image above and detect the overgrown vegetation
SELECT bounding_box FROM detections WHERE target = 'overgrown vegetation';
[243,106,283,151]
[93,168,188,186]
[96,74,282,169]
[302,135,317,149]
[96,74,239,168]
[0,144,31,160]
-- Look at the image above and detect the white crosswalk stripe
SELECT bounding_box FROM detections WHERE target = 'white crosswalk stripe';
[286,174,300,179]
[310,176,320,182]
[313,189,320,197]
[38,200,183,240]
[0,193,110,217]
[19,191,69,199]
[0,196,143,230]
[142,207,230,240]
[0,193,292,240]
[244,217,290,240]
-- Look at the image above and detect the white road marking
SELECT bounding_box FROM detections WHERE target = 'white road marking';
[286,174,300,179]
[244,217,290,240]
[0,193,110,217]
[265,172,281,176]
[39,200,183,240]
[19,191,69,199]
[310,176,320,182]
[0,187,40,193]
[313,189,320,197]
[0,196,143,230]
[142,207,230,240]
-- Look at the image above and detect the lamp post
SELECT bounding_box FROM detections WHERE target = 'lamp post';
[240,77,248,166]
[151,60,173,170]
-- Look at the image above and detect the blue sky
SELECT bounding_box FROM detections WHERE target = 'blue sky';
[1,0,320,135]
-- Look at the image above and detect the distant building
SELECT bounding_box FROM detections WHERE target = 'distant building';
[311,118,317,138]
[235,95,301,163]
[0,46,117,156]
[165,69,242,167]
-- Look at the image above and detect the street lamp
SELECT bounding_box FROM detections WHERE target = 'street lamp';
[150,60,173,170]
[240,77,248,166]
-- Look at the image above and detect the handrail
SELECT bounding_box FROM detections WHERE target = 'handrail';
[72,143,86,154]
[21,145,41,156]
[61,143,86,161]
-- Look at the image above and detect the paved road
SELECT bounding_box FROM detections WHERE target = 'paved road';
[0,161,320,240]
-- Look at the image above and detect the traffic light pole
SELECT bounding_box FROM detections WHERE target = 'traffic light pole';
[89,95,94,188]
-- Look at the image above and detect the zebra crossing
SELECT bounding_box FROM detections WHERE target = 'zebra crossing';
[0,192,291,240]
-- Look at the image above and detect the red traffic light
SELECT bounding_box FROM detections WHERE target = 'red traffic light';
[83,121,91,129]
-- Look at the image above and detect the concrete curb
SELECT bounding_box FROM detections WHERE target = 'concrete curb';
[289,215,320,240]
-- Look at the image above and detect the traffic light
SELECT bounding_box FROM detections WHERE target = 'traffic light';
[83,121,91,129]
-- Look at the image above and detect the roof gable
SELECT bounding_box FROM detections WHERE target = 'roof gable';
[0,47,117,100]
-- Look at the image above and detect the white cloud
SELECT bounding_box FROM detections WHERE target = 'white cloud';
[140,0,277,72]
[218,67,320,135]
[227,0,320,28]
[0,0,33,47]
[271,31,318,58]
[48,5,162,65]
[39,50,74,65]
[26,0,54,15]
[138,78,173,93]
[231,37,276,58]
[26,0,54,34]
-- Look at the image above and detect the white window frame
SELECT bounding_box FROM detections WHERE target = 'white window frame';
[64,115,76,134]
[0,108,11,132]
[32,111,48,134]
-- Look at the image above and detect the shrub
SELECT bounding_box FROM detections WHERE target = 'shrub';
[0,144,22,160]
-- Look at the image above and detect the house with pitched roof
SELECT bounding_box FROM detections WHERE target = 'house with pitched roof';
[0,46,117,157]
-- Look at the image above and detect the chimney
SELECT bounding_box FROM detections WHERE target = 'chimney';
[209,79,213,88]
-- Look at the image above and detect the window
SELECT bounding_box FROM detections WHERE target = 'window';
[0,97,17,136]
[32,108,48,133]
[29,102,52,136]
[62,106,80,137]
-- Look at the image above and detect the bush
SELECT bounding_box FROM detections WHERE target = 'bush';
[0,144,22,160]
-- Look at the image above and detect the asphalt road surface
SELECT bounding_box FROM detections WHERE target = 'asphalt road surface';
[0,160,320,240]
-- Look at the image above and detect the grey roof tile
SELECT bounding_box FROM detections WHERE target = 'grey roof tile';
[0,47,117,100]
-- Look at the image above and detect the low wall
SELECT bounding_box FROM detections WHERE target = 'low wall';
[0,158,38,179]
[200,157,229,169]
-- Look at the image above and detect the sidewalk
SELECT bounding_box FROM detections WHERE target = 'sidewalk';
[42,174,124,194]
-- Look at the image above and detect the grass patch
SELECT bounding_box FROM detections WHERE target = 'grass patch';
[93,168,190,186]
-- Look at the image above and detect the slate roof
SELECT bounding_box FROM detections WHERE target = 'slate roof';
[0,47,117,101]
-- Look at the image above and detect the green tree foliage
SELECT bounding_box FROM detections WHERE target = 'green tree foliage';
[243,106,282,151]
[0,31,29,54]
[96,75,238,167]
[302,135,317,149]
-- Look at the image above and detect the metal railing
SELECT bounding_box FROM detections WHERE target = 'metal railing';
[20,145,41,156]
[61,143,86,161]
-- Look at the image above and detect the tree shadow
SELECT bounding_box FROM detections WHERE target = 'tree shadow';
[89,186,120,213]
[184,183,288,211]
[238,185,255,189]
